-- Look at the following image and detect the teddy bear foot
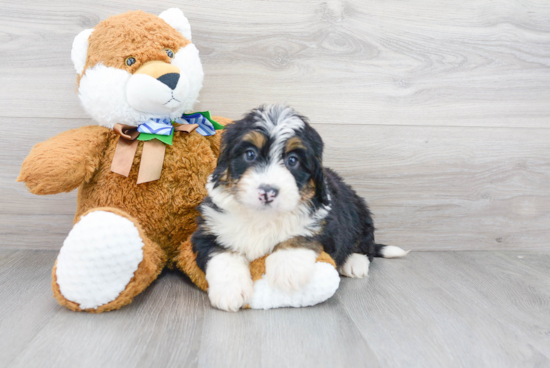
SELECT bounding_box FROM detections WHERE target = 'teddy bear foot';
[265,248,318,293]
[248,261,340,310]
[52,208,166,313]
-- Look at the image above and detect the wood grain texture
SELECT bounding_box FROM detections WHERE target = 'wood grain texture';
[3,117,549,250]
[1,0,550,251]
[318,124,550,251]
[337,251,550,368]
[1,249,550,368]
[0,0,550,127]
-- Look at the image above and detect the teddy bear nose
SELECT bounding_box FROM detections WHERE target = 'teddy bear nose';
[157,73,180,90]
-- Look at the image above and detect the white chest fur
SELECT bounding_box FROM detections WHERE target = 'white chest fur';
[202,204,323,261]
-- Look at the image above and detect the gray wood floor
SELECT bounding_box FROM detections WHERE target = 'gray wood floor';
[1,249,549,368]
[1,1,549,367]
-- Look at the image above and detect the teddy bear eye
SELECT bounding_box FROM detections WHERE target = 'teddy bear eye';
[164,48,174,58]
[125,57,136,67]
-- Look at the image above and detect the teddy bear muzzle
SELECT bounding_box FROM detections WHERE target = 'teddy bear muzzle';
[125,60,190,114]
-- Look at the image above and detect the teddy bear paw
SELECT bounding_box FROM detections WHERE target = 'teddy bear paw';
[206,252,254,312]
[265,248,317,293]
[55,211,145,310]
[249,261,340,310]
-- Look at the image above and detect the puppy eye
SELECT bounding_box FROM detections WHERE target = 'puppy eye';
[164,48,175,58]
[286,155,299,168]
[244,149,257,162]
[125,57,136,67]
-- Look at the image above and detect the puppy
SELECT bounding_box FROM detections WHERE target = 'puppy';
[192,104,408,311]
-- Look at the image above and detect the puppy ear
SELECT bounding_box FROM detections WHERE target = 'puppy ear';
[159,8,192,40]
[211,165,228,189]
[71,29,94,75]
[312,156,330,207]
[211,149,230,188]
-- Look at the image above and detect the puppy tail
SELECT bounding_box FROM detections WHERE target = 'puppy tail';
[373,244,410,258]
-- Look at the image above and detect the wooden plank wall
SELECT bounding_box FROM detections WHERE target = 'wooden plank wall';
[1,0,549,251]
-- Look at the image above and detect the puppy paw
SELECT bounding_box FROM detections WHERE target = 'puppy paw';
[266,248,317,293]
[338,253,370,278]
[206,252,253,312]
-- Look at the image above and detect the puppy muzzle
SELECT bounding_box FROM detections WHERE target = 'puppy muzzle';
[258,185,279,204]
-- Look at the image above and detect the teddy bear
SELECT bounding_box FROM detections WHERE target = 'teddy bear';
[17,9,340,312]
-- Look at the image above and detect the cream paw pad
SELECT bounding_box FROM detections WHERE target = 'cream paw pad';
[55,211,145,310]
[249,262,340,310]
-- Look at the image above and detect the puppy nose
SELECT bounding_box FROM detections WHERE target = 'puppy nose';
[258,185,279,204]
[157,73,180,90]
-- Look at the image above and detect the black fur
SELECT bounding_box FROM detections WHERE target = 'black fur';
[211,106,329,208]
[191,214,226,272]
[314,168,380,265]
[193,105,387,271]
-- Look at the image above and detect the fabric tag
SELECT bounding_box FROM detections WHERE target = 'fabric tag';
[137,140,166,184]
[175,124,199,133]
[111,137,139,177]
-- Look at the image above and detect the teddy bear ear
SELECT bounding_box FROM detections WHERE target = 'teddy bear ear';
[159,8,192,41]
[71,28,94,75]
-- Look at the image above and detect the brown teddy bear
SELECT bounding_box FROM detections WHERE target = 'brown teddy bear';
[17,9,340,312]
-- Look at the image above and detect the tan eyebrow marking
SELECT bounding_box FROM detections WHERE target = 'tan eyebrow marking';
[242,131,267,149]
[285,136,306,153]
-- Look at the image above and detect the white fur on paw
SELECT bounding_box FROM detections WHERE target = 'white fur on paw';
[56,211,144,309]
[249,262,340,310]
[206,252,254,312]
[338,253,370,278]
[381,245,410,258]
[266,248,317,293]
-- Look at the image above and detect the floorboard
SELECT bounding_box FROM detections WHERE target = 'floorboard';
[1,0,550,128]
[4,119,550,251]
[1,249,549,368]
[2,0,550,251]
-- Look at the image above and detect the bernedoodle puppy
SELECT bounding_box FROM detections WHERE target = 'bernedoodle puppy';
[192,104,408,311]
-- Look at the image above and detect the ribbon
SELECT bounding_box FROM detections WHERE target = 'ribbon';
[111,123,198,184]
[110,112,224,184]
[181,111,225,136]
[136,139,166,184]
[137,118,174,136]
